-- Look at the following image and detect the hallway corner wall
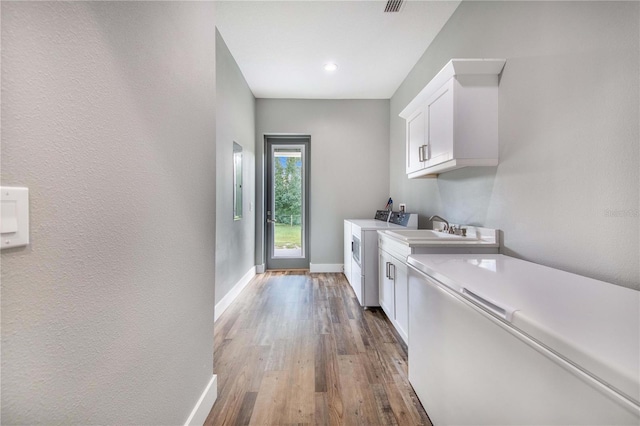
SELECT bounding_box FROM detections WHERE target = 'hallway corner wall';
[215,30,257,305]
[1,2,217,422]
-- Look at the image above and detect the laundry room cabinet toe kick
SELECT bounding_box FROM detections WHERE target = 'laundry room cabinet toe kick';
[377,226,499,344]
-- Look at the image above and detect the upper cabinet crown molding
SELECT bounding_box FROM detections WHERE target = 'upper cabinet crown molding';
[399,58,506,119]
[400,58,506,179]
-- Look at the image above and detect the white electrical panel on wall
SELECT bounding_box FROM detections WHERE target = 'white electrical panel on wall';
[1,187,29,249]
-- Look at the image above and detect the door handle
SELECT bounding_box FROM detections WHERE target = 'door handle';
[389,263,395,281]
[421,144,429,161]
[267,219,277,224]
[385,261,391,279]
[418,146,424,162]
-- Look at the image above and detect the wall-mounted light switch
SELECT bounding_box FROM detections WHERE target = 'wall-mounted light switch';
[1,187,29,249]
[1,201,18,234]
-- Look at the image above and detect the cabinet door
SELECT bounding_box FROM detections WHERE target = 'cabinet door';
[393,260,409,345]
[406,107,426,174]
[425,78,454,167]
[343,221,352,284]
[378,250,395,320]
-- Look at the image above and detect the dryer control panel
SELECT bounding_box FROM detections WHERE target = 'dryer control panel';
[374,210,391,222]
[389,211,417,227]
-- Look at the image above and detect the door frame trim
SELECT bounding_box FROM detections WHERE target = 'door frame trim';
[263,135,311,270]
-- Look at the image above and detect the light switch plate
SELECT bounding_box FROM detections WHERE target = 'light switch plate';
[1,187,29,249]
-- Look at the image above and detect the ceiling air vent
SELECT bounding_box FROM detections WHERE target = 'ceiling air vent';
[384,0,403,13]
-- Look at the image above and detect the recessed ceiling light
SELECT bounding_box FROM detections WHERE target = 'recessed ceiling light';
[324,62,338,72]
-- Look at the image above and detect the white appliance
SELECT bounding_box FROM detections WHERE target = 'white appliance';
[407,254,640,425]
[344,210,417,307]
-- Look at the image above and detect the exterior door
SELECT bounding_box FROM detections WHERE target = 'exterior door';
[265,136,310,269]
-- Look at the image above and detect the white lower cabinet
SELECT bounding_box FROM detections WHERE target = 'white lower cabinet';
[378,226,501,347]
[378,251,394,319]
[378,248,409,344]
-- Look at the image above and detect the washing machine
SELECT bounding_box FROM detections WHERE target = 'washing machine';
[344,210,417,307]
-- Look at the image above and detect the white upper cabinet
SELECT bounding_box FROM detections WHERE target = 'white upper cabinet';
[405,108,426,174]
[400,59,506,178]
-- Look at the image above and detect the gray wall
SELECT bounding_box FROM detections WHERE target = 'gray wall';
[216,31,256,304]
[390,1,639,289]
[1,2,217,423]
[256,99,390,267]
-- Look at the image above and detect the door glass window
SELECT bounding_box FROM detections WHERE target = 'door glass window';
[273,148,303,258]
[265,137,310,270]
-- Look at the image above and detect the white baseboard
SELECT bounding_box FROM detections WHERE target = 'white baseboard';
[214,266,256,322]
[256,264,265,274]
[310,263,344,273]
[184,375,217,426]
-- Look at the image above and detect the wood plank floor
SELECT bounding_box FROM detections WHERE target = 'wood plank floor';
[205,271,431,426]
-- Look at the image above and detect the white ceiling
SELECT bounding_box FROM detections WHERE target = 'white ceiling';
[216,1,461,99]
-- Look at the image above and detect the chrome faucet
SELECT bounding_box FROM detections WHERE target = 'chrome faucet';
[429,215,450,232]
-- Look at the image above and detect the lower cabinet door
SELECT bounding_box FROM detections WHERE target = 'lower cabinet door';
[379,250,395,320]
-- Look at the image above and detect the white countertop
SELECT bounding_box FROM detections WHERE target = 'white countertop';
[407,253,640,405]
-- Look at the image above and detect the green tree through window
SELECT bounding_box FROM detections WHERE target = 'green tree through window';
[274,156,302,226]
